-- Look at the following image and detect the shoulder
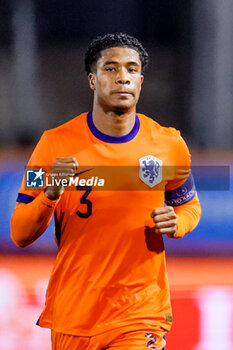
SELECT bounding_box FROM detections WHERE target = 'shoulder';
[137,113,190,164]
[137,113,182,141]
[44,112,88,139]
[37,112,89,158]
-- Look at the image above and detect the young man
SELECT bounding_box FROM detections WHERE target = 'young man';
[11,33,201,350]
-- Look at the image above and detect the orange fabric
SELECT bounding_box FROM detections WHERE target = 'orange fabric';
[174,193,201,238]
[51,326,166,350]
[11,112,201,336]
[11,191,59,247]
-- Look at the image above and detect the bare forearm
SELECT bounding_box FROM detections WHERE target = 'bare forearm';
[11,191,59,247]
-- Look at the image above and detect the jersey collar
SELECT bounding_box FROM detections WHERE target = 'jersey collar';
[87,112,140,144]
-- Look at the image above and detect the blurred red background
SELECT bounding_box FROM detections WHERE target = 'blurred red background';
[1,255,233,349]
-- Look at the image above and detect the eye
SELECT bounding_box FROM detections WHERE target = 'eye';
[128,67,137,73]
[105,67,116,72]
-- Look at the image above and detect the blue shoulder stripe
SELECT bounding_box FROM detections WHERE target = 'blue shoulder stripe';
[16,193,35,204]
[165,173,196,207]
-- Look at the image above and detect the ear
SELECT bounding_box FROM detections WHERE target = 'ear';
[140,75,144,85]
[88,73,96,91]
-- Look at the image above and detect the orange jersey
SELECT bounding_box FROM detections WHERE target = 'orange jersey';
[11,112,201,336]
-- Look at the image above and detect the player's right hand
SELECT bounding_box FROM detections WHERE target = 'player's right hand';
[44,157,78,200]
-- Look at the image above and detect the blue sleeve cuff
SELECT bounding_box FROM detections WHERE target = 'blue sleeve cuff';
[16,193,35,204]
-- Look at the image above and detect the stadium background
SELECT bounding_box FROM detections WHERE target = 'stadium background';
[0,1,233,349]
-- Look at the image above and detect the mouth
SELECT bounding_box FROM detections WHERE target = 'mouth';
[112,91,133,96]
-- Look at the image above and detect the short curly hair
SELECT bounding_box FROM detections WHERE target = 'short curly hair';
[84,33,149,74]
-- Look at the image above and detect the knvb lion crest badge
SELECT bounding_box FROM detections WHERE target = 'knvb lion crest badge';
[139,155,162,188]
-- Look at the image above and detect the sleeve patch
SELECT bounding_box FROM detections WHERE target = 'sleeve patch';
[165,173,196,207]
[16,193,35,204]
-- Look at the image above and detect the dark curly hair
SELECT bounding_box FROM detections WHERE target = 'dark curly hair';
[85,33,149,74]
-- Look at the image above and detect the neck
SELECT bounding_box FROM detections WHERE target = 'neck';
[92,104,136,137]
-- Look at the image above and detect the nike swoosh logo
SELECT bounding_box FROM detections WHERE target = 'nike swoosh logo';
[74,168,94,177]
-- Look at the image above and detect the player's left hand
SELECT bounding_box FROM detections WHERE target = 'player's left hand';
[150,206,177,237]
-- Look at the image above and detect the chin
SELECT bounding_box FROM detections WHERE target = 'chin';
[112,107,129,115]
[112,102,133,114]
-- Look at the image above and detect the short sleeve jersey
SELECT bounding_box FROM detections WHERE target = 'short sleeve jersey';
[17,112,192,336]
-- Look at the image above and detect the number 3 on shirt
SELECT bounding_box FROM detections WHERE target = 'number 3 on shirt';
[76,186,92,218]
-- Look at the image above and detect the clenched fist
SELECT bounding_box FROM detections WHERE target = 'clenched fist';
[44,157,78,200]
[150,206,177,237]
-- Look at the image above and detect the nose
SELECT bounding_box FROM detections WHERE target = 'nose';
[116,69,130,84]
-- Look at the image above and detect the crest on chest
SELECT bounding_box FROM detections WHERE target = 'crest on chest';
[139,155,162,188]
